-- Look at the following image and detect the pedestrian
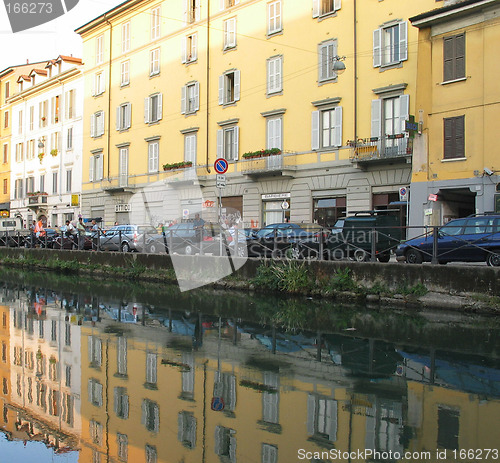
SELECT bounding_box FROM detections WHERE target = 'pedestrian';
[77,217,86,250]
[90,219,102,250]
[29,220,36,247]
[193,213,205,243]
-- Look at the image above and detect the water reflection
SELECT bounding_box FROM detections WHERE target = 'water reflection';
[0,272,499,462]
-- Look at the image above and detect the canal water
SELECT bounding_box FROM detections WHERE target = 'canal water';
[0,268,499,463]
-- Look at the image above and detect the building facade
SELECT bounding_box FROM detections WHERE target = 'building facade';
[76,0,441,229]
[8,56,84,227]
[409,0,500,230]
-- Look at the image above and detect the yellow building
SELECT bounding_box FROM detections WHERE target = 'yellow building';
[409,0,500,227]
[75,0,439,228]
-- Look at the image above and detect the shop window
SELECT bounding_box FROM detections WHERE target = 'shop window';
[313,197,346,227]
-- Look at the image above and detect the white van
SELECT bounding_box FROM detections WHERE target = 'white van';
[0,217,29,246]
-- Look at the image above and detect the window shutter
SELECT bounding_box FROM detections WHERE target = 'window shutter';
[98,154,104,180]
[192,33,198,60]
[218,75,224,105]
[267,59,274,93]
[398,94,409,134]
[183,0,188,23]
[455,33,465,79]
[89,156,94,182]
[371,99,382,139]
[326,400,338,442]
[233,126,239,160]
[373,28,381,67]
[98,112,105,136]
[267,118,275,149]
[195,1,200,21]
[90,114,95,137]
[144,97,150,123]
[181,86,187,114]
[456,116,465,158]
[444,117,453,159]
[181,37,187,63]
[334,0,341,11]
[311,111,320,150]
[91,76,96,97]
[443,36,454,82]
[157,93,163,120]
[234,70,241,101]
[65,92,69,119]
[217,129,223,157]
[116,106,121,131]
[312,0,319,18]
[333,106,343,147]
[125,103,131,129]
[194,82,200,111]
[306,395,316,435]
[399,21,408,62]
[220,0,224,11]
[99,71,105,94]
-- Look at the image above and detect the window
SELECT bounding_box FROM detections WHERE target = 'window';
[39,100,48,127]
[146,445,157,463]
[65,89,75,119]
[185,0,200,24]
[306,395,338,442]
[114,387,129,419]
[184,134,197,165]
[67,127,73,150]
[119,148,128,187]
[116,103,131,131]
[312,0,341,18]
[93,72,106,96]
[218,70,240,105]
[266,117,282,151]
[311,106,343,149]
[262,444,278,463]
[4,110,8,128]
[151,6,160,40]
[121,61,130,86]
[178,412,197,449]
[267,56,282,94]
[144,93,163,123]
[444,115,465,160]
[121,22,130,53]
[90,420,103,445]
[117,434,128,461]
[39,174,45,193]
[50,131,60,154]
[217,126,239,161]
[181,82,200,114]
[2,144,7,163]
[51,95,60,123]
[146,352,157,385]
[88,379,103,407]
[142,399,159,432]
[148,141,159,173]
[221,0,239,9]
[3,179,7,195]
[4,82,9,99]
[373,21,407,67]
[89,153,104,182]
[117,337,127,376]
[371,94,409,140]
[27,139,35,160]
[29,106,34,130]
[91,111,105,138]
[268,1,282,35]
[224,18,237,49]
[96,35,104,64]
[18,110,23,134]
[66,169,72,193]
[52,172,58,193]
[214,426,236,463]
[182,33,198,63]
[64,323,71,346]
[318,39,339,82]
[444,33,465,82]
[150,48,160,76]
[88,336,102,366]
[15,143,23,162]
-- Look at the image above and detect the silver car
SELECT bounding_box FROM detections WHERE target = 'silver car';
[99,224,160,252]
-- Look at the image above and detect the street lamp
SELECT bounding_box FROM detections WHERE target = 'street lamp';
[38,137,45,150]
[332,55,346,74]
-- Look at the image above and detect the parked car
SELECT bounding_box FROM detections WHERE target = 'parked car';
[99,225,160,252]
[0,217,30,247]
[395,215,500,266]
[52,231,93,250]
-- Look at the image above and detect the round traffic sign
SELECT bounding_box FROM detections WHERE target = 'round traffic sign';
[211,396,225,411]
[214,158,229,174]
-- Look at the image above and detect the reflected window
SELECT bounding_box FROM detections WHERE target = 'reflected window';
[2,377,7,395]
[92,450,101,463]
[117,336,127,376]
[88,379,103,407]
[39,319,44,338]
[214,372,236,412]
[142,399,159,432]
[178,411,197,449]
[262,373,279,424]
[65,323,71,346]
[262,444,278,463]
[117,433,128,461]
[88,336,102,367]
[215,426,236,463]
[62,393,74,426]
[51,320,57,341]
[49,390,60,416]
[1,342,6,362]
[307,395,337,442]
[365,399,403,454]
[114,387,129,419]
[90,420,103,445]
[27,378,32,403]
[145,445,157,463]
[437,406,459,450]
[181,353,195,399]
[65,365,72,387]
[146,352,157,386]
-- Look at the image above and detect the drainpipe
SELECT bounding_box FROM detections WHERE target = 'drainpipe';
[353,0,358,144]
[205,3,211,173]
[105,14,112,181]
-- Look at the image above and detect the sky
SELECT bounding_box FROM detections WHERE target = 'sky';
[0,0,119,71]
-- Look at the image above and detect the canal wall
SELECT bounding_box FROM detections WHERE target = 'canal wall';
[0,247,498,299]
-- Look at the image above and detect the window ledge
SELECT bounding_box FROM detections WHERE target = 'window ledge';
[378,61,403,72]
[441,157,466,162]
[149,73,160,79]
[440,77,467,85]
[267,30,283,39]
[316,11,338,22]
[120,83,130,89]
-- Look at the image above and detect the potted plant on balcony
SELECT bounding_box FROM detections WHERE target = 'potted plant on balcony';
[242,148,281,159]
[38,152,45,163]
[162,161,193,171]
[50,148,58,156]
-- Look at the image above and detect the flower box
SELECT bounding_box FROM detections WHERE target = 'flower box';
[242,148,281,159]
[162,161,193,171]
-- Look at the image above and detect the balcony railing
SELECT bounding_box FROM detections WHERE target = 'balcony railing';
[349,135,413,164]
[27,195,48,207]
[241,153,297,177]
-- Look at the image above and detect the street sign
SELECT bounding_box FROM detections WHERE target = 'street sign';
[428,194,438,202]
[214,158,229,174]
[399,187,408,201]
[216,174,226,188]
[211,396,225,411]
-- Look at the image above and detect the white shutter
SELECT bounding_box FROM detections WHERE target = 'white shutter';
[267,59,274,93]
[99,71,105,94]
[148,143,154,172]
[267,118,275,149]
[181,37,187,63]
[90,114,95,138]
[125,103,131,129]
[373,28,381,67]
[312,0,319,18]
[144,97,150,123]
[307,395,316,435]
[217,129,223,157]
[116,106,121,131]
[177,413,184,441]
[220,0,224,10]
[92,75,96,97]
[192,33,198,60]
[399,21,408,62]
[65,92,70,119]
[183,0,188,23]
[334,0,341,11]
[98,112,105,136]
[99,154,104,180]
[326,400,338,442]
[157,93,163,120]
[233,126,239,160]
[89,156,94,182]
[371,99,382,138]
[181,86,187,114]
[218,75,224,105]
[195,1,200,21]
[194,82,200,111]
[398,94,409,133]
[311,111,320,150]
[333,106,343,147]
[234,70,241,101]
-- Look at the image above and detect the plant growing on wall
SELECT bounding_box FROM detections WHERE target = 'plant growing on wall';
[38,152,45,163]
[50,148,58,156]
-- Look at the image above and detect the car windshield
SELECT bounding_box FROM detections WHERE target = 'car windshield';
[440,219,467,236]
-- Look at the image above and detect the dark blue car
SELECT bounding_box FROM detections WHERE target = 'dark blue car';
[395,215,500,266]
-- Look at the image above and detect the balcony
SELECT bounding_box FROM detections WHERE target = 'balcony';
[27,194,48,209]
[241,153,297,178]
[349,135,412,168]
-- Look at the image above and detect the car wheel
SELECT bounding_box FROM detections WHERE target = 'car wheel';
[354,249,368,262]
[147,242,159,254]
[405,248,423,264]
[184,244,194,255]
[121,242,131,253]
[486,250,500,267]
[377,253,391,263]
